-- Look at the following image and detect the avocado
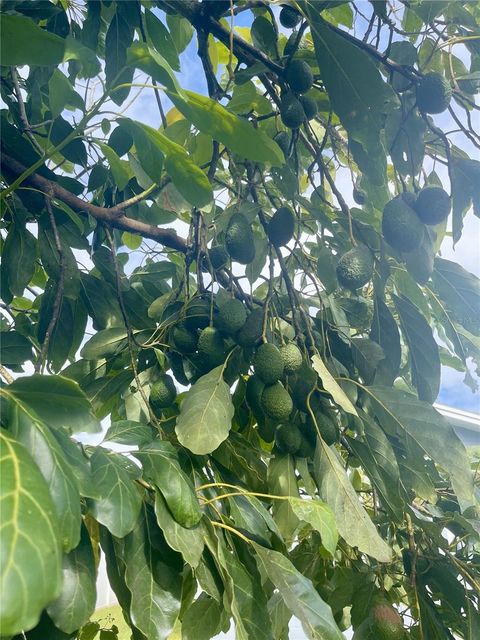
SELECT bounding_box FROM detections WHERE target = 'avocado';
[197,327,225,367]
[280,92,305,129]
[296,433,315,458]
[273,131,291,158]
[336,245,374,290]
[299,94,318,120]
[275,423,302,454]
[170,324,198,354]
[416,72,452,114]
[413,186,450,225]
[286,59,314,93]
[184,297,211,330]
[382,195,424,253]
[237,307,264,347]
[353,187,366,205]
[401,191,417,208]
[149,373,177,413]
[370,603,404,640]
[208,244,229,270]
[279,342,303,374]
[225,213,256,264]
[257,417,276,443]
[215,298,247,335]
[308,411,338,446]
[261,382,293,421]
[245,374,265,416]
[267,206,295,246]
[253,343,285,384]
[279,5,301,29]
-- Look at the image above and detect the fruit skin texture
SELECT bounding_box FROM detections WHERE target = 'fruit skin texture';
[225,213,256,264]
[382,196,424,253]
[253,343,285,385]
[149,374,177,412]
[184,298,211,330]
[280,343,303,374]
[336,245,374,290]
[299,94,318,120]
[197,327,225,368]
[267,206,295,246]
[308,412,338,446]
[171,324,198,354]
[279,5,301,29]
[275,423,302,454]
[413,186,451,225]
[370,603,404,640]
[274,131,291,158]
[215,298,247,335]
[416,72,452,114]
[237,307,264,347]
[286,59,314,93]
[280,92,305,129]
[208,245,229,270]
[261,382,293,421]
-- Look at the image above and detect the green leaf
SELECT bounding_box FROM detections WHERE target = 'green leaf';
[127,42,179,92]
[287,497,338,556]
[251,16,277,57]
[133,441,202,528]
[0,14,65,66]
[253,543,343,640]
[103,420,154,447]
[145,9,180,71]
[312,354,358,416]
[120,118,166,184]
[165,14,194,54]
[0,331,33,366]
[47,525,97,634]
[307,9,398,154]
[105,11,134,105]
[0,429,62,636]
[386,106,426,177]
[366,386,474,507]
[1,222,36,297]
[175,366,234,455]
[314,440,393,562]
[48,69,84,117]
[181,594,223,640]
[267,454,300,543]
[451,158,480,243]
[393,294,441,403]
[167,90,284,166]
[122,509,182,640]
[81,327,128,360]
[1,374,100,433]
[99,143,134,190]
[89,448,142,538]
[9,410,82,551]
[50,427,98,499]
[154,492,205,567]
[432,257,480,336]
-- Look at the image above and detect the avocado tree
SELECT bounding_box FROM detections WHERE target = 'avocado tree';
[1,1,479,639]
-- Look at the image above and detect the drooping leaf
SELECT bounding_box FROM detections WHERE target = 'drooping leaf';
[253,543,343,640]
[89,448,142,538]
[451,158,480,243]
[99,143,134,190]
[145,9,180,71]
[314,440,393,562]
[46,525,97,634]
[393,294,441,403]
[0,14,65,66]
[181,594,223,640]
[1,222,36,297]
[267,453,300,543]
[127,42,179,92]
[133,440,202,528]
[0,429,62,636]
[175,366,234,455]
[119,118,165,184]
[0,331,33,366]
[105,10,134,105]
[312,354,358,416]
[287,497,338,556]
[366,386,474,507]
[103,420,155,447]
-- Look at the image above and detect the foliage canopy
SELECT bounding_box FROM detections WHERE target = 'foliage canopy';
[0,1,480,639]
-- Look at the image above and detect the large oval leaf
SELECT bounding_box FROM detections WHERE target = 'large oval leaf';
[0,14,65,66]
[0,429,62,636]
[175,366,234,455]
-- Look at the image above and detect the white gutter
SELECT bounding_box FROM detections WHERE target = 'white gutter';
[435,403,480,433]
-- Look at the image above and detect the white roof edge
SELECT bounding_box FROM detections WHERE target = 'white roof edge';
[434,403,480,433]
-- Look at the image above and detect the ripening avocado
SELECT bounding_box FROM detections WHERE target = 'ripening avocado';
[208,244,229,270]
[197,326,225,367]
[336,245,374,290]
[261,382,293,421]
[267,206,295,246]
[273,131,291,158]
[416,71,452,114]
[413,186,451,225]
[253,343,285,385]
[280,92,305,129]
[225,213,256,264]
[382,195,424,253]
[279,342,303,374]
[184,297,211,331]
[275,423,302,454]
[279,5,301,29]
[170,324,198,354]
[286,59,314,93]
[299,94,318,120]
[215,298,247,335]
[149,373,177,413]
[237,307,264,347]
[370,603,405,640]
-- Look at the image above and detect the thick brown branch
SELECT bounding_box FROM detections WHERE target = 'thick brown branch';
[1,154,188,253]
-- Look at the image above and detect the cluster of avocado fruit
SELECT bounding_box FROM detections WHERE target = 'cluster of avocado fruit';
[353,601,406,640]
